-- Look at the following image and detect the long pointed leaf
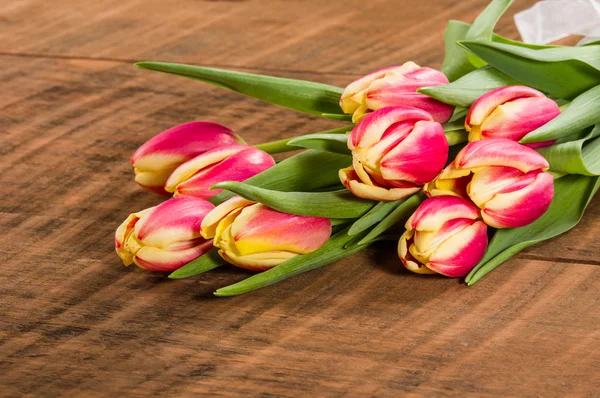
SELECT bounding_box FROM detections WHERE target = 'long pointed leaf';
[168,248,225,279]
[419,65,521,108]
[254,125,352,154]
[287,133,351,155]
[466,174,600,285]
[348,200,404,236]
[441,0,515,81]
[136,62,345,116]
[521,84,600,144]
[458,41,600,99]
[209,150,351,204]
[538,125,600,175]
[213,182,375,219]
[214,227,370,297]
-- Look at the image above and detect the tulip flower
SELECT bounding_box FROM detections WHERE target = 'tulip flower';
[465,86,560,147]
[339,106,449,202]
[339,62,454,123]
[115,197,214,272]
[164,144,275,199]
[425,139,554,229]
[399,196,488,277]
[200,197,331,270]
[131,121,242,195]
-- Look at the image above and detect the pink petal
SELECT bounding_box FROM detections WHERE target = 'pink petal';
[340,66,405,113]
[165,144,249,191]
[134,240,214,272]
[135,196,215,247]
[348,106,433,150]
[228,204,331,255]
[428,221,488,277]
[413,218,474,254]
[456,139,549,173]
[481,171,554,228]
[131,121,239,170]
[468,166,541,208]
[172,147,275,199]
[479,97,560,141]
[380,120,448,184]
[201,196,255,238]
[408,196,480,232]
[466,86,546,127]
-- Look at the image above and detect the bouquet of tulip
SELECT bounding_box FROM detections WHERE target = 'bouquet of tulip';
[116,0,600,296]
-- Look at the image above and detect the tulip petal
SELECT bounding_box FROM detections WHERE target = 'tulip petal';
[456,139,549,173]
[133,166,176,196]
[134,240,213,272]
[428,221,488,277]
[468,166,540,208]
[348,106,433,150]
[398,230,438,275]
[201,196,255,239]
[135,196,214,247]
[466,86,546,128]
[481,171,554,228]
[361,121,414,171]
[340,66,405,114]
[131,121,239,168]
[340,165,420,201]
[226,204,331,256]
[165,145,249,192]
[171,147,275,199]
[479,97,560,142]
[219,249,298,271]
[380,120,448,184]
[408,196,480,232]
[413,218,474,255]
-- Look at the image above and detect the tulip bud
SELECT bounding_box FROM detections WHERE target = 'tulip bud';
[339,62,454,123]
[131,121,241,195]
[339,106,449,202]
[465,86,560,147]
[200,197,331,270]
[425,139,554,229]
[164,145,275,199]
[399,196,488,277]
[115,197,214,272]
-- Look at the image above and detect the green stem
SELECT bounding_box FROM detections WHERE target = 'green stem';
[255,138,295,154]
[255,125,353,155]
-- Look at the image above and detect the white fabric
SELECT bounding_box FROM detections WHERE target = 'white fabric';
[514,0,600,44]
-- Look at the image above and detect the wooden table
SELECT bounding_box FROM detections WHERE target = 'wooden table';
[1,0,599,396]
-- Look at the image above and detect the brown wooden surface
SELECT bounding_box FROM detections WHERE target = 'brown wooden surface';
[1,1,599,396]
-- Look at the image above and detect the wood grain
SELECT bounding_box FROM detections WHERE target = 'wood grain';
[1,0,599,396]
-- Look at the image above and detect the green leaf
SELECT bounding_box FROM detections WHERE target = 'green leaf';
[254,125,352,154]
[537,125,600,176]
[214,227,371,297]
[136,62,345,116]
[168,248,225,279]
[441,21,476,81]
[466,174,600,285]
[579,37,600,46]
[348,200,404,236]
[419,65,521,108]
[457,41,600,99]
[209,150,351,204]
[213,182,375,219]
[322,113,353,121]
[521,84,600,144]
[355,192,425,246]
[441,0,515,81]
[287,133,351,155]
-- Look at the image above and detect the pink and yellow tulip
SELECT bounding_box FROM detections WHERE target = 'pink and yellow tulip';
[340,62,454,123]
[115,197,215,272]
[131,121,241,195]
[399,196,488,277]
[466,86,560,147]
[339,106,449,202]
[425,139,554,229]
[200,197,331,271]
[164,144,275,199]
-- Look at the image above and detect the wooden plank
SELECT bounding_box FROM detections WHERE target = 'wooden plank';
[1,0,598,396]
[0,0,536,73]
